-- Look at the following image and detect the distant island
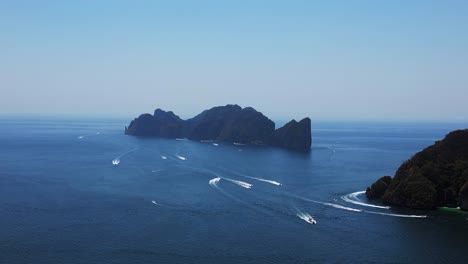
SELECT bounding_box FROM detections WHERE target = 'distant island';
[366,129,468,211]
[125,104,311,152]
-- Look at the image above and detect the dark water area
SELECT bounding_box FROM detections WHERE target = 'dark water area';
[1,117,467,263]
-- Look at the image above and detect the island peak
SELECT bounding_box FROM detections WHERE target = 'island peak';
[125,105,311,152]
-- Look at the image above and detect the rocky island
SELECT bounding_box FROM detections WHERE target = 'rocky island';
[125,104,311,152]
[366,129,468,211]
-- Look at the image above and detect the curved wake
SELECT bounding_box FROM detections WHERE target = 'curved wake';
[291,193,426,218]
[209,177,221,186]
[341,191,390,209]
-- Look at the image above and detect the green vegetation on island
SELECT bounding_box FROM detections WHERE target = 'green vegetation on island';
[366,129,468,211]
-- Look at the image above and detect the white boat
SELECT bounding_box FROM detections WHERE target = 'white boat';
[306,217,317,225]
[112,159,120,165]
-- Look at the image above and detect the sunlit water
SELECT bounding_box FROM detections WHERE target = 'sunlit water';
[1,117,467,263]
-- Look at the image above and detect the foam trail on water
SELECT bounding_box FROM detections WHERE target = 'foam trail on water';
[291,206,316,224]
[221,168,281,186]
[323,202,363,212]
[176,155,187,161]
[151,169,165,173]
[209,177,221,186]
[112,148,138,166]
[78,132,101,139]
[223,178,252,189]
[341,191,390,209]
[365,211,427,218]
[288,193,362,213]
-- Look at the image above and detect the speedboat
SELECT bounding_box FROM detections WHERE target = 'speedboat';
[307,217,317,224]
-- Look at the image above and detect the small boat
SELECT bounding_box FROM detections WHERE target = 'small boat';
[233,142,246,146]
[112,159,120,165]
[307,217,317,225]
[175,138,188,141]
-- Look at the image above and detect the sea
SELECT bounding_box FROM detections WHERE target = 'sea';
[1,116,467,264]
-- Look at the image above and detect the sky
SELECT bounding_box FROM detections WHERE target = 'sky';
[1,0,467,121]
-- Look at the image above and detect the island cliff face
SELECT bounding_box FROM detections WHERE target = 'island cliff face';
[366,129,468,211]
[125,104,311,152]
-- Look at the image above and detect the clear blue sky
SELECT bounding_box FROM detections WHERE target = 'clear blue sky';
[1,0,467,121]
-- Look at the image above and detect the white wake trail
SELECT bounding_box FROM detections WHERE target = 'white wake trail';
[111,148,138,166]
[224,178,253,189]
[221,168,281,186]
[175,154,187,161]
[209,177,221,186]
[341,191,390,209]
[289,193,362,213]
[293,208,316,224]
[323,202,363,212]
[365,211,427,218]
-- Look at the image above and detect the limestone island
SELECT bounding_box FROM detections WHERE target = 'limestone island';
[366,129,468,211]
[125,104,311,152]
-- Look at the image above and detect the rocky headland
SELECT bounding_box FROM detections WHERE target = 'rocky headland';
[366,129,468,211]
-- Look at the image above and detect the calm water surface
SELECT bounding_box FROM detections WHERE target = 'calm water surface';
[1,117,467,263]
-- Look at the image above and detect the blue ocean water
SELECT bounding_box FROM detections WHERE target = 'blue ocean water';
[1,117,467,263]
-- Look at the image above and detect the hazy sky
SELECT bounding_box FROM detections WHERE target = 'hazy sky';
[1,0,467,121]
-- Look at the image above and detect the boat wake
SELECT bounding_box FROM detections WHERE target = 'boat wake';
[223,178,253,189]
[111,148,138,166]
[291,193,427,218]
[291,206,317,224]
[341,191,390,209]
[176,155,187,161]
[323,202,363,212]
[151,169,165,173]
[209,177,221,186]
[151,200,159,205]
[221,168,281,186]
[288,193,363,213]
[78,132,101,139]
[365,211,427,218]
